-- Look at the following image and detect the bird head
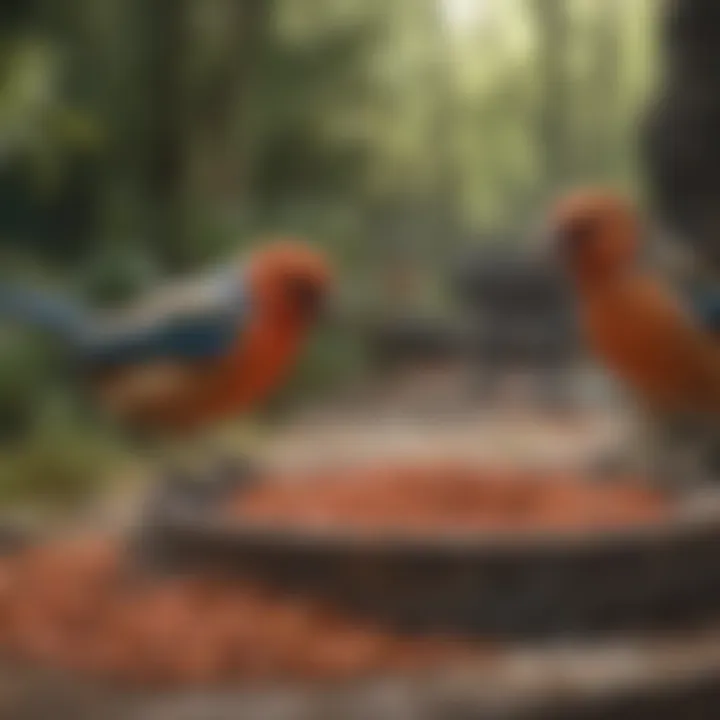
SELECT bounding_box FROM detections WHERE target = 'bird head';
[548,189,641,285]
[247,240,333,324]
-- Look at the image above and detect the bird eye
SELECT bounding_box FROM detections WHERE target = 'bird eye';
[564,215,597,247]
[285,274,324,315]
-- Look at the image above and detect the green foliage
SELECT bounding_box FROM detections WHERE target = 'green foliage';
[0,381,121,509]
[0,330,56,441]
[78,241,159,306]
[0,422,118,509]
[0,40,101,180]
[0,0,660,505]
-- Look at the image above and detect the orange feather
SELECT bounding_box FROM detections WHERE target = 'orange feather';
[552,190,720,416]
[91,242,331,435]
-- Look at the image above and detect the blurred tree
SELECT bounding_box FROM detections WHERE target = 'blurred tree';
[0,0,660,276]
[0,0,662,448]
[588,0,623,181]
[190,0,272,204]
[0,33,101,263]
[532,0,571,199]
[144,0,192,272]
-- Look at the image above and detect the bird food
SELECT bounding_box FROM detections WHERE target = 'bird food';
[229,464,670,536]
[0,537,475,688]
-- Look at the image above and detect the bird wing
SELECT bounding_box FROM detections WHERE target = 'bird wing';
[80,268,250,369]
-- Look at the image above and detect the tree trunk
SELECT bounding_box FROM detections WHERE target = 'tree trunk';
[191,0,272,209]
[145,0,192,273]
[644,0,720,273]
[532,0,570,199]
[589,0,622,181]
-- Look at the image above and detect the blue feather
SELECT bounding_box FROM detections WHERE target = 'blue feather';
[79,275,250,368]
[0,284,90,342]
[0,269,250,369]
[80,305,246,368]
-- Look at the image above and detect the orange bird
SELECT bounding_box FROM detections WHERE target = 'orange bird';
[549,189,720,419]
[0,241,332,442]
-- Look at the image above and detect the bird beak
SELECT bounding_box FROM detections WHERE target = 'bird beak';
[534,222,562,263]
[286,278,326,320]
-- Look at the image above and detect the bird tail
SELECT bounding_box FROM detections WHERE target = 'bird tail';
[0,283,90,344]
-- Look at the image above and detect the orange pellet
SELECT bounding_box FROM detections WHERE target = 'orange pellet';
[231,463,669,535]
[0,536,477,688]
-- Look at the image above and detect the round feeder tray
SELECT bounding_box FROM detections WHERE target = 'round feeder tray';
[6,519,720,718]
[5,630,720,719]
[136,472,720,640]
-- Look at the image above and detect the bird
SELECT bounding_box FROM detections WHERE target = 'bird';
[0,241,332,485]
[548,188,720,486]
